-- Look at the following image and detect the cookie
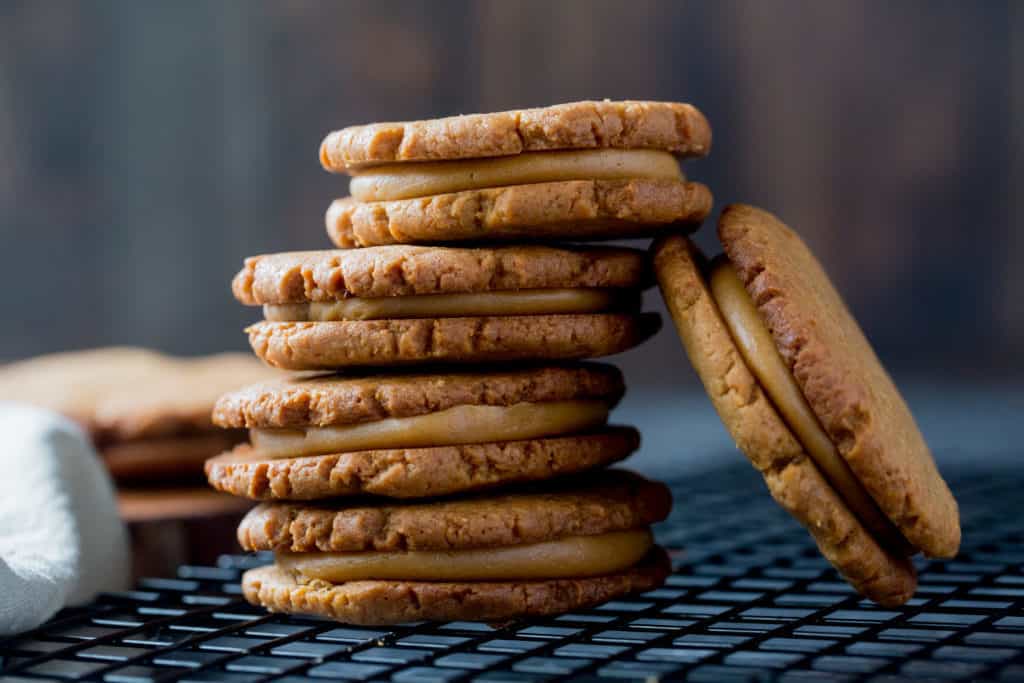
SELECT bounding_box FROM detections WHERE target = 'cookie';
[0,348,281,444]
[325,178,712,248]
[205,427,639,500]
[241,548,669,625]
[231,245,649,305]
[653,207,958,605]
[236,469,670,552]
[320,100,711,171]
[718,204,959,559]
[213,363,623,429]
[105,431,245,481]
[245,314,658,370]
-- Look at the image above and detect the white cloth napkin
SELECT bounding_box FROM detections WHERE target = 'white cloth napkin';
[0,402,130,636]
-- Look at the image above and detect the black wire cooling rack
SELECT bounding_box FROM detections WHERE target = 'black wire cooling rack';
[2,457,1023,682]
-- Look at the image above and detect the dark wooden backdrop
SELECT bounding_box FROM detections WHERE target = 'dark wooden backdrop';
[1,0,1020,386]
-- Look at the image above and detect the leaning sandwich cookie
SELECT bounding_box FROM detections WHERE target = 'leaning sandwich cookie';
[232,244,660,370]
[652,204,959,606]
[320,100,712,247]
[206,363,639,500]
[237,470,672,624]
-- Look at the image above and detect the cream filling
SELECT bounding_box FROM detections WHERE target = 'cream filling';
[277,529,654,582]
[263,289,636,322]
[708,258,909,552]
[348,148,683,201]
[250,400,610,458]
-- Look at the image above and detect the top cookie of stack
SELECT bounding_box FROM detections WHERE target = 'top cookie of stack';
[321,100,712,247]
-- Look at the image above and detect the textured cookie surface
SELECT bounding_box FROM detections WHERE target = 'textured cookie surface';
[243,314,659,371]
[205,427,639,500]
[232,244,648,305]
[237,469,671,553]
[214,363,624,429]
[326,179,712,248]
[320,100,711,170]
[0,348,280,444]
[718,205,959,559]
[242,548,669,625]
[652,235,916,605]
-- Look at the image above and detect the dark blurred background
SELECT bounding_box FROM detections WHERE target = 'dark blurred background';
[1,0,1020,391]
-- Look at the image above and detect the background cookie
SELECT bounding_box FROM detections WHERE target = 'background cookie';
[0,348,280,443]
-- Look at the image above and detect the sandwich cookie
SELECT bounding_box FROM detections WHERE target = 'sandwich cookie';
[238,470,671,624]
[320,101,712,247]
[652,205,959,605]
[206,363,637,500]
[0,348,280,481]
[232,244,660,370]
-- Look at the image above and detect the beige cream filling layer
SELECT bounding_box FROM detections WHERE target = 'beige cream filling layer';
[250,400,610,459]
[708,259,910,552]
[348,148,683,201]
[263,289,635,322]
[278,529,654,582]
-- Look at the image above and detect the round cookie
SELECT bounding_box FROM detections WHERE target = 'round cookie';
[0,348,281,482]
[105,431,245,481]
[232,244,649,304]
[237,469,671,553]
[718,205,959,559]
[652,234,917,606]
[242,548,669,625]
[0,348,281,444]
[320,100,711,171]
[244,314,659,370]
[213,363,624,429]
[205,427,639,500]
[325,178,713,248]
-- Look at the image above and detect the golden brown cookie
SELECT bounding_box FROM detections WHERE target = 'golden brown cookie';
[320,100,711,171]
[652,233,918,606]
[718,205,959,559]
[214,363,623,429]
[0,348,281,444]
[244,314,658,370]
[325,179,712,248]
[231,244,649,305]
[242,547,669,625]
[205,427,639,500]
[237,469,671,553]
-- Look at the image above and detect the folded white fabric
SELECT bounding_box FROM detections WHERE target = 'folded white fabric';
[0,402,130,636]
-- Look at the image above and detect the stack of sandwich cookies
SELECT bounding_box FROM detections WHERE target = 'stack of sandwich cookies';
[321,100,712,246]
[208,100,711,623]
[653,204,959,606]
[234,244,659,369]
